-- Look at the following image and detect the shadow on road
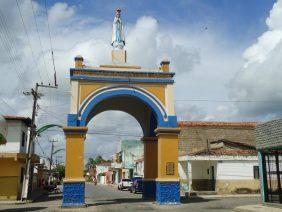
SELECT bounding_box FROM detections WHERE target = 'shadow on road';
[87,197,153,207]
[181,196,218,204]
[86,196,217,207]
[0,207,47,212]
[33,193,62,203]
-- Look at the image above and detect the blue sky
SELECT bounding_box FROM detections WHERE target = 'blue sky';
[43,0,275,46]
[1,0,282,160]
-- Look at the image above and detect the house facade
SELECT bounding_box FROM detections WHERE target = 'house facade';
[96,162,112,184]
[0,116,40,200]
[178,121,260,195]
[120,140,143,179]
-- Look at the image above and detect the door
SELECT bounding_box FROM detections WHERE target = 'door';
[210,166,216,191]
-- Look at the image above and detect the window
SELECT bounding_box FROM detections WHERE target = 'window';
[20,167,24,183]
[253,165,260,179]
[21,131,26,147]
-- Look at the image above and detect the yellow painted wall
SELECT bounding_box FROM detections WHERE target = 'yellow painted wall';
[0,159,20,176]
[143,139,158,179]
[79,82,166,106]
[0,177,19,200]
[65,134,85,180]
[0,159,21,200]
[157,134,179,180]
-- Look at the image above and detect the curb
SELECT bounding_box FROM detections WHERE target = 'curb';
[196,194,260,199]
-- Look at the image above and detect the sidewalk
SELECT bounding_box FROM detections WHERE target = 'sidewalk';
[0,188,45,205]
[233,204,282,212]
[196,194,261,199]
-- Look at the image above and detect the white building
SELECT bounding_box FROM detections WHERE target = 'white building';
[0,116,40,200]
[96,162,112,184]
[179,139,260,194]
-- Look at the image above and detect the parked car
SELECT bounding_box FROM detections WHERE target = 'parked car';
[130,177,143,194]
[118,178,132,190]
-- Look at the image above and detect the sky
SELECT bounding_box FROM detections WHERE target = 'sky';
[0,0,281,163]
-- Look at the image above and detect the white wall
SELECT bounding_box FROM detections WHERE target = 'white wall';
[179,161,188,179]
[191,161,217,180]
[217,161,258,180]
[96,165,110,175]
[135,160,144,177]
[0,120,28,153]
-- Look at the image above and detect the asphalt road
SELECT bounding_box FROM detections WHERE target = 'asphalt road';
[0,183,261,211]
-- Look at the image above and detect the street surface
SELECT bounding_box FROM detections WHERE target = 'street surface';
[0,182,261,211]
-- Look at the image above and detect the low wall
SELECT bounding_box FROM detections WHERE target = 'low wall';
[189,179,260,194]
[216,179,260,194]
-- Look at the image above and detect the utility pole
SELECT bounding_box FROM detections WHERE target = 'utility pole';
[49,139,58,184]
[21,82,57,201]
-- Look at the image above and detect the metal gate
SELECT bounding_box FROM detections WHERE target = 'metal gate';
[264,151,282,203]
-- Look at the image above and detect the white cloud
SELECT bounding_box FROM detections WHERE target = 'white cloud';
[230,0,282,120]
[175,103,206,121]
[48,2,76,25]
[2,0,276,159]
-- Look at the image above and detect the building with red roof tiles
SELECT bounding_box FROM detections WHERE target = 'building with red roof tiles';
[178,121,260,195]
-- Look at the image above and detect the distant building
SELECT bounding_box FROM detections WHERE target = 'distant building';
[0,116,40,200]
[255,119,282,205]
[134,157,144,177]
[178,121,260,195]
[96,162,112,184]
[120,140,143,179]
[111,140,143,184]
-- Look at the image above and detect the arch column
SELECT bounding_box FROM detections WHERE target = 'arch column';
[62,127,88,207]
[155,127,181,204]
[142,137,158,200]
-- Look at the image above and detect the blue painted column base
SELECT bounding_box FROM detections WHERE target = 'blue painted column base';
[62,181,85,207]
[156,181,180,204]
[142,180,156,200]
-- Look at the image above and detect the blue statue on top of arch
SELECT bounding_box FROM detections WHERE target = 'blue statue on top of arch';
[111,8,125,50]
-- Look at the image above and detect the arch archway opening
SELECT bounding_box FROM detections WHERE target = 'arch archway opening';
[82,95,159,137]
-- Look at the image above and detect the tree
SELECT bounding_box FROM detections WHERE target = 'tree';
[53,165,65,180]
[85,155,111,170]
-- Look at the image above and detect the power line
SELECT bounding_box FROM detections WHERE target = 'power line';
[175,99,282,103]
[0,8,27,83]
[15,0,44,82]
[29,0,51,83]
[0,98,17,115]
[56,91,282,104]
[35,138,46,156]
[39,108,66,125]
[44,0,57,86]
[43,128,142,138]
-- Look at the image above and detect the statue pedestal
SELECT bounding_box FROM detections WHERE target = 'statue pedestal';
[112,49,127,63]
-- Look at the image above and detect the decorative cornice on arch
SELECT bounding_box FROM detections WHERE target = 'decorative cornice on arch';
[78,86,168,127]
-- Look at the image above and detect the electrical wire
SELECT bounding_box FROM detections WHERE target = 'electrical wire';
[44,0,57,86]
[29,0,51,83]
[175,99,282,103]
[35,138,46,156]
[39,108,66,125]
[15,0,44,82]
[55,91,282,104]
[0,8,28,84]
[42,128,143,138]
[0,97,17,114]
